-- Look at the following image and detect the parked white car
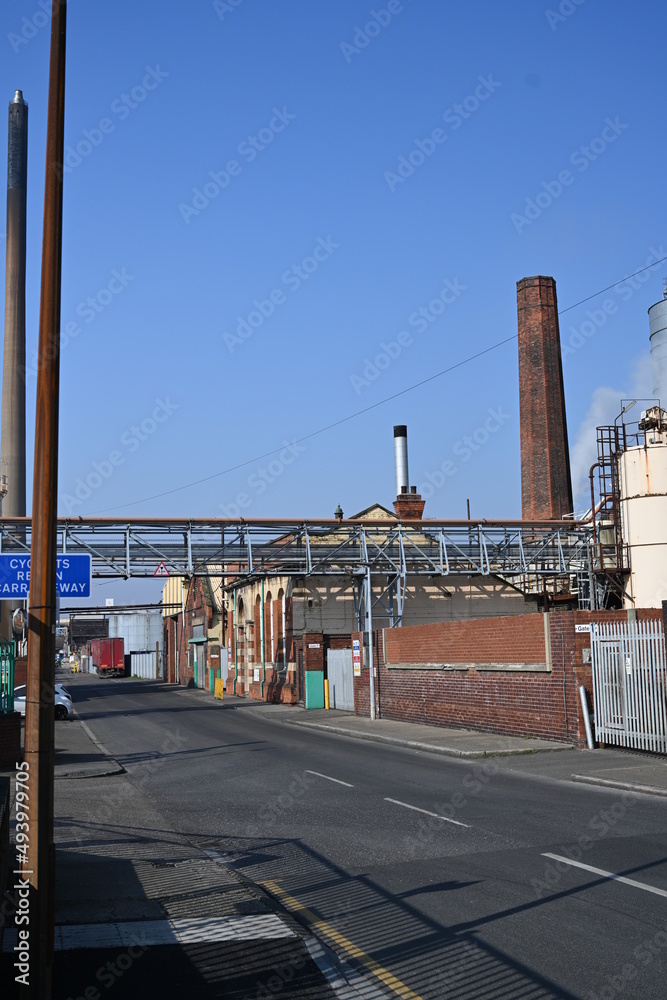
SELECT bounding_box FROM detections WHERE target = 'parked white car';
[12,683,73,720]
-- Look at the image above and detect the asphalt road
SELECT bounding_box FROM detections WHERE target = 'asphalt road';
[69,678,667,1000]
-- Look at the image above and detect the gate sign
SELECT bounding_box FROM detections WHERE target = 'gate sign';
[0,554,91,598]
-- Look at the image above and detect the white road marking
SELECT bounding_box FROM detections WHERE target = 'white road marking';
[306,769,354,787]
[541,854,667,898]
[384,797,469,828]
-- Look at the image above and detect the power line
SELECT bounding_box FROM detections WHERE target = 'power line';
[90,335,518,513]
[89,257,666,514]
[559,255,667,314]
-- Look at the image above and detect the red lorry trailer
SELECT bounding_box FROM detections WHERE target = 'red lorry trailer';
[91,638,125,678]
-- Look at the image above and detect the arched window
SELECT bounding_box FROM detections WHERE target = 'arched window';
[254,595,262,662]
[277,588,286,667]
[265,591,273,664]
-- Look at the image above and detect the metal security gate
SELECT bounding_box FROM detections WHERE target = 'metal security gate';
[130,651,157,679]
[591,620,667,752]
[327,649,355,711]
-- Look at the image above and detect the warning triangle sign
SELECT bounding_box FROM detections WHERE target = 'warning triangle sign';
[154,561,170,578]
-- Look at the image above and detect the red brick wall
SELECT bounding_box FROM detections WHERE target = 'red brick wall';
[177,577,211,687]
[164,619,176,684]
[384,614,547,666]
[327,636,352,651]
[354,608,664,745]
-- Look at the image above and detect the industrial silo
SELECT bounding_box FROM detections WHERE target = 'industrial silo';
[649,287,667,404]
[618,406,667,608]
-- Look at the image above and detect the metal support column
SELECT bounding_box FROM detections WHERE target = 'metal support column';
[365,565,375,721]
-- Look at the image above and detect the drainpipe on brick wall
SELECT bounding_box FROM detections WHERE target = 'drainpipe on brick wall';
[260,578,266,699]
[234,590,238,691]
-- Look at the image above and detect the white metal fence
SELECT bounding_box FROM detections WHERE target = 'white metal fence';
[130,651,157,679]
[591,620,667,752]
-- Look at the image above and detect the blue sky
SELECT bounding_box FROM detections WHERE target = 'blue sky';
[1,0,666,602]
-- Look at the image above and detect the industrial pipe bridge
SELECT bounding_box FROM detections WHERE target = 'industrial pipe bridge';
[0,516,590,588]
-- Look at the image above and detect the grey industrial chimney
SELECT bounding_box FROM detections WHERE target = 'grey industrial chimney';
[392,424,425,519]
[393,424,409,496]
[1,90,28,517]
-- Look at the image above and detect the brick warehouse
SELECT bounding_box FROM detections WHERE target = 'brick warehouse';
[152,272,666,748]
[222,501,540,705]
[352,607,664,745]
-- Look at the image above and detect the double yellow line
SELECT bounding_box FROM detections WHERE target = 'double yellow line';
[262,880,423,1000]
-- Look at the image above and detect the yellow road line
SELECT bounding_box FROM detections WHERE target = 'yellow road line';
[261,880,424,1000]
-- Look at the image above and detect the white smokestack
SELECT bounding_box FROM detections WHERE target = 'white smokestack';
[393,425,409,497]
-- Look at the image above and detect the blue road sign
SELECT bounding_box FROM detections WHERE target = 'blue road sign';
[0,554,91,598]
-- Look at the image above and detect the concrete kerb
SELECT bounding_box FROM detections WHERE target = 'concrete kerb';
[279,718,575,758]
[571,774,667,798]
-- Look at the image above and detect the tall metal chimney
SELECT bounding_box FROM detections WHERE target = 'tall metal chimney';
[517,276,573,520]
[1,89,28,518]
[393,424,409,496]
[392,425,425,519]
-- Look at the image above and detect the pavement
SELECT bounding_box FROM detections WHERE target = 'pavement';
[2,675,667,998]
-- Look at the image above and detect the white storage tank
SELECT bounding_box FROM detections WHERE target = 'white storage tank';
[619,408,667,608]
[649,290,667,404]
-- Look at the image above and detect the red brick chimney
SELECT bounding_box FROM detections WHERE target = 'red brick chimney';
[517,276,573,520]
[394,485,425,520]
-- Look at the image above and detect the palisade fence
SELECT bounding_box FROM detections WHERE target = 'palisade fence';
[0,642,15,713]
[591,620,667,752]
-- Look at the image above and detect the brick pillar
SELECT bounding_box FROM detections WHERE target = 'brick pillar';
[517,275,573,520]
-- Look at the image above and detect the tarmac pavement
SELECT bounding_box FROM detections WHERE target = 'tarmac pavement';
[2,676,667,998]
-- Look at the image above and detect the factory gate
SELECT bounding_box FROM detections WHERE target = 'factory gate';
[591,620,667,752]
[327,649,355,711]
